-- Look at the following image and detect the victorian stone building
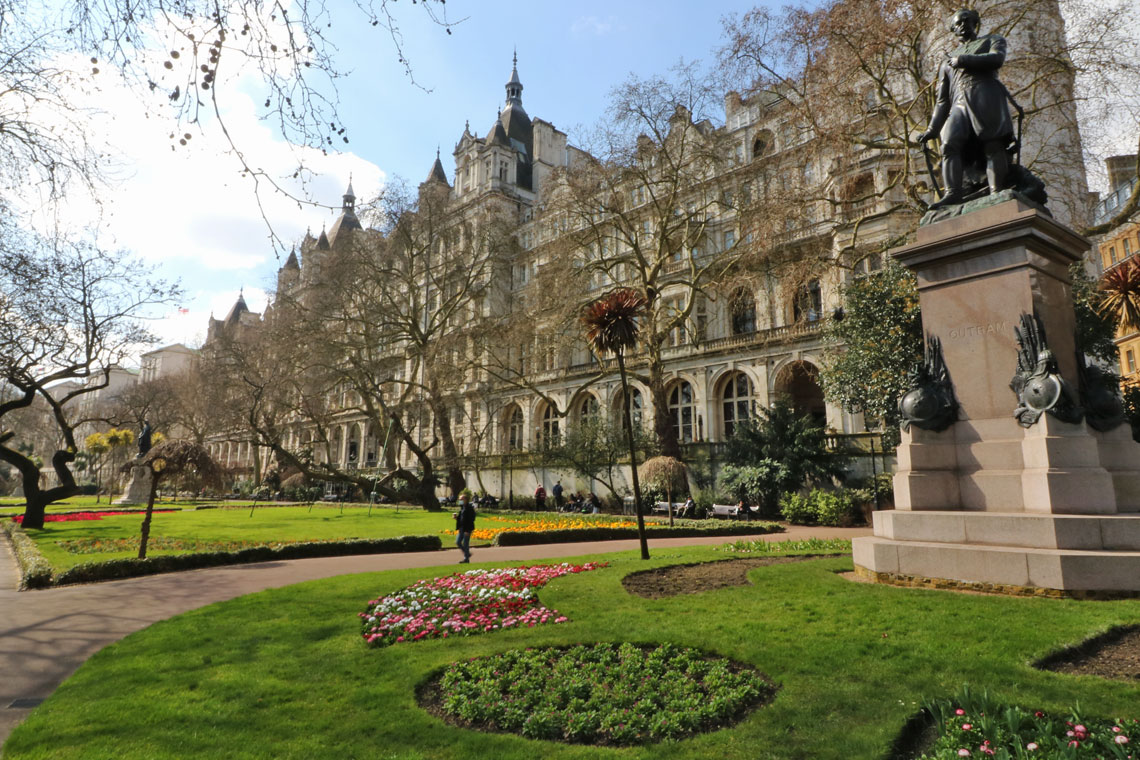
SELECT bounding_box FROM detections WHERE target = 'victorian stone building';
[205,9,1091,498]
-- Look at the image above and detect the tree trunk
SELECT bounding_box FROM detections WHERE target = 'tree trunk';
[138,474,159,559]
[647,354,682,459]
[618,352,650,560]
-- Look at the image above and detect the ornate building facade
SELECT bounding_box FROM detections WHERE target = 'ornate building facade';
[204,16,1091,498]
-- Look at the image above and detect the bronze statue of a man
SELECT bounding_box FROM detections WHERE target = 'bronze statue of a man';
[918,9,1015,209]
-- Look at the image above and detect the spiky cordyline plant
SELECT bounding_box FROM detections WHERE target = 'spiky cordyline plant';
[1100,258,1140,332]
[582,288,651,559]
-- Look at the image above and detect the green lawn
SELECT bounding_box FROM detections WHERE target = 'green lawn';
[0,495,263,515]
[13,506,645,571]
[5,546,1139,759]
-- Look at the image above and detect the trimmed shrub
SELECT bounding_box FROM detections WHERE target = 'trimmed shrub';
[779,489,864,527]
[19,534,442,587]
[2,518,54,589]
[493,522,782,546]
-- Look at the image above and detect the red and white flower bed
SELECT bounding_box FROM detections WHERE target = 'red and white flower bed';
[359,562,606,647]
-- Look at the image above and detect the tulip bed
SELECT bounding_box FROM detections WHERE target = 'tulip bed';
[12,510,177,524]
[434,642,773,745]
[918,688,1137,758]
[449,515,639,542]
[359,563,606,646]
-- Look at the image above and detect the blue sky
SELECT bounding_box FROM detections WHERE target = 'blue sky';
[53,1,749,352]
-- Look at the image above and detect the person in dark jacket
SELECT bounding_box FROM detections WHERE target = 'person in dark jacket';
[454,494,477,563]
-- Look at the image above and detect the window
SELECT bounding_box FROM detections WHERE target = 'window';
[1109,246,1118,264]
[668,381,696,443]
[731,288,756,334]
[1125,238,1133,258]
[540,404,560,445]
[722,372,756,439]
[723,230,735,250]
[622,387,644,430]
[794,280,823,323]
[664,296,687,347]
[505,407,524,451]
[577,394,600,427]
[1128,350,1137,374]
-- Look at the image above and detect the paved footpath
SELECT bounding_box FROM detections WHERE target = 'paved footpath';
[0,525,869,745]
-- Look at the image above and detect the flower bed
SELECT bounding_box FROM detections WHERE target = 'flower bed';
[429,642,774,745]
[718,537,853,555]
[445,515,638,542]
[916,688,1136,758]
[11,510,177,524]
[359,563,606,647]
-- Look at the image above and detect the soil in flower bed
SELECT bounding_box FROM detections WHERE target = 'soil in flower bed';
[622,555,843,599]
[1034,624,1140,681]
[417,643,777,746]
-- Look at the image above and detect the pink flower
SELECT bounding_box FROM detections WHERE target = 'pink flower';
[958,750,971,757]
[1068,740,1079,748]
[1026,743,1038,751]
[956,709,966,716]
[962,724,972,731]
[1118,736,1130,745]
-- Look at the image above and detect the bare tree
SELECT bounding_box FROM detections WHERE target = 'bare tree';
[531,64,763,459]
[0,0,460,235]
[0,232,178,528]
[719,0,1140,235]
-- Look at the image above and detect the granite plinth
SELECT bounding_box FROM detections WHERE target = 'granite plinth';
[114,463,153,506]
[855,198,1140,592]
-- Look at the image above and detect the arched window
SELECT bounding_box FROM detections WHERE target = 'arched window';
[504,406,524,451]
[577,394,600,427]
[752,129,774,160]
[668,381,696,443]
[730,287,756,335]
[539,403,560,445]
[722,372,756,439]
[621,387,644,431]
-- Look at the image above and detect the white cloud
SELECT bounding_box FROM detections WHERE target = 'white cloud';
[570,15,623,37]
[20,42,385,359]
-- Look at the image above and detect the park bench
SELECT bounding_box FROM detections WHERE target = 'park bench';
[710,504,742,519]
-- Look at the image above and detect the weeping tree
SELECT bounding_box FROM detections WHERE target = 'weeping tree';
[639,456,687,527]
[131,440,223,559]
[582,289,650,560]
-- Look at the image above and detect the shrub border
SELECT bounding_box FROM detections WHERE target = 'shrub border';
[1,517,54,590]
[492,521,783,546]
[2,524,441,589]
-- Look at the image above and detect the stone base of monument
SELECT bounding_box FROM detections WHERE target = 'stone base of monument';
[114,463,153,506]
[852,197,1140,594]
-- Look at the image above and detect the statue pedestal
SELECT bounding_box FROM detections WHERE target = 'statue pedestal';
[852,198,1140,595]
[114,462,153,506]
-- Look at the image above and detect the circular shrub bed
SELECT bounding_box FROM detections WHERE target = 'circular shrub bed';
[421,642,775,745]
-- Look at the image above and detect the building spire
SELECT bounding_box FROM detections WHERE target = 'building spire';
[505,49,523,106]
[343,174,356,212]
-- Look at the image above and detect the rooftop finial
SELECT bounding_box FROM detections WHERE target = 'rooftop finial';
[506,50,523,105]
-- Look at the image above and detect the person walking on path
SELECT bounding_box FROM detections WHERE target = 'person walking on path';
[534,484,547,511]
[552,480,564,510]
[454,494,476,563]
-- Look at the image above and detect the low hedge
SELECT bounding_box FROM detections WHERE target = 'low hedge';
[12,534,442,588]
[492,521,782,546]
[1,518,54,590]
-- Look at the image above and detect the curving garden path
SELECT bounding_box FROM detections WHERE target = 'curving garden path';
[0,524,870,745]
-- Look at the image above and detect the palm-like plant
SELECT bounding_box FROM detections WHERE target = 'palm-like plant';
[582,288,650,559]
[1099,258,1140,332]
